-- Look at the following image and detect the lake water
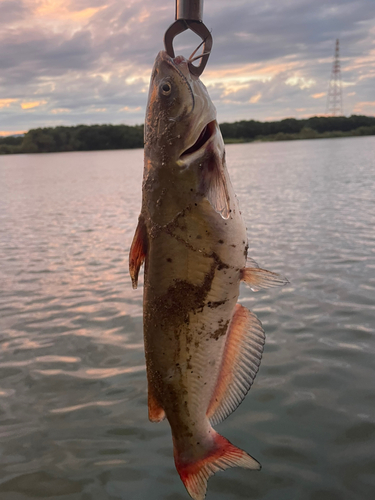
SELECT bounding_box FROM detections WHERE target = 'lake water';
[0,136,375,500]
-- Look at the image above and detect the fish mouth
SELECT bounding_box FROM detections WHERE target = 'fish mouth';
[180,120,216,158]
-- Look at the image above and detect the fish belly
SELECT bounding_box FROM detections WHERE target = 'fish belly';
[143,200,247,453]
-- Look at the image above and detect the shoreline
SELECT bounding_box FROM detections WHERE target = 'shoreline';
[1,116,374,155]
[224,128,375,144]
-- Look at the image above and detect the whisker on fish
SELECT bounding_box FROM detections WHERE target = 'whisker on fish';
[188,38,206,61]
[189,51,211,64]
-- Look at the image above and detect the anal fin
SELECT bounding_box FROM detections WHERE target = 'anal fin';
[207,304,265,426]
[129,215,148,289]
[241,267,289,292]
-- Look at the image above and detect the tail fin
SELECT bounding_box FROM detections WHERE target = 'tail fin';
[174,430,260,500]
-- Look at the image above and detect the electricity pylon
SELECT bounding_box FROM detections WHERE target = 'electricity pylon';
[326,39,343,116]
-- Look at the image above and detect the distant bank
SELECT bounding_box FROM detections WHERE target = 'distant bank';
[1,115,374,155]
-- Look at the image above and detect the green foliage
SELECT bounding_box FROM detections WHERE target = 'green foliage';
[1,116,374,155]
[0,135,23,146]
[0,135,23,154]
[233,124,375,143]
[219,115,375,142]
[0,124,144,155]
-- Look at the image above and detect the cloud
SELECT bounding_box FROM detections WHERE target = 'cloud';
[285,77,316,89]
[0,98,18,108]
[120,106,142,112]
[249,93,262,104]
[51,108,71,114]
[34,0,108,22]
[21,100,47,109]
[352,100,375,113]
[0,130,26,137]
[0,0,375,133]
[0,0,29,24]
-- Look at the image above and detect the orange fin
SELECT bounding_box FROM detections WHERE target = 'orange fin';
[207,303,265,426]
[148,383,166,423]
[175,429,260,500]
[241,267,289,292]
[129,216,148,289]
[200,145,230,219]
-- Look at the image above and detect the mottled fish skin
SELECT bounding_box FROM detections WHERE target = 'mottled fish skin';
[129,51,288,500]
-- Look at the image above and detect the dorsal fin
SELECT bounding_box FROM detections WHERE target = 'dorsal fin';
[129,216,148,289]
[207,304,265,426]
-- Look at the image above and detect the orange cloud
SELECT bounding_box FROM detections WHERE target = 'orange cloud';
[204,60,301,84]
[0,130,26,137]
[34,0,107,22]
[352,101,375,113]
[249,93,262,103]
[221,83,250,97]
[21,100,47,109]
[120,106,142,112]
[344,49,375,68]
[0,98,18,108]
[311,92,326,99]
[138,7,150,23]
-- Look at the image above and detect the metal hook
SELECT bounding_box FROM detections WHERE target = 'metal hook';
[163,0,213,77]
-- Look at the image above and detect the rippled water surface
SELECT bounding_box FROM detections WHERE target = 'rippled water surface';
[1,136,375,500]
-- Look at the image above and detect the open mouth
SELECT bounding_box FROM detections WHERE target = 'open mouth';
[180,120,216,158]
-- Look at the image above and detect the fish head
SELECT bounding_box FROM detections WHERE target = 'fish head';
[144,51,217,164]
[143,51,231,223]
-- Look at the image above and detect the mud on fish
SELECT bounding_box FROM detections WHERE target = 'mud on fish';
[129,50,288,500]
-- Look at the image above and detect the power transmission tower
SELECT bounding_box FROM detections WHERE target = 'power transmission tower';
[326,39,343,116]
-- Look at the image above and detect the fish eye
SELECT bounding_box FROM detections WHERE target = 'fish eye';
[160,81,172,96]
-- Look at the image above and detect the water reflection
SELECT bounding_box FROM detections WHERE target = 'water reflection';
[0,138,375,499]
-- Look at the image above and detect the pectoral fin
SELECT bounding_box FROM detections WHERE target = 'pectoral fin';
[241,267,289,292]
[148,383,166,423]
[207,303,265,426]
[200,151,230,219]
[129,216,148,289]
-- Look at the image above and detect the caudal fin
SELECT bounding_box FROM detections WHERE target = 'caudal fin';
[174,430,260,500]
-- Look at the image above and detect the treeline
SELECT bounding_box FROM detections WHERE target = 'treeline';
[1,115,374,154]
[0,124,144,154]
[220,115,375,142]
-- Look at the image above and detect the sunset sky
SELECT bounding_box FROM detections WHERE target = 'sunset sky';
[1,0,375,136]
